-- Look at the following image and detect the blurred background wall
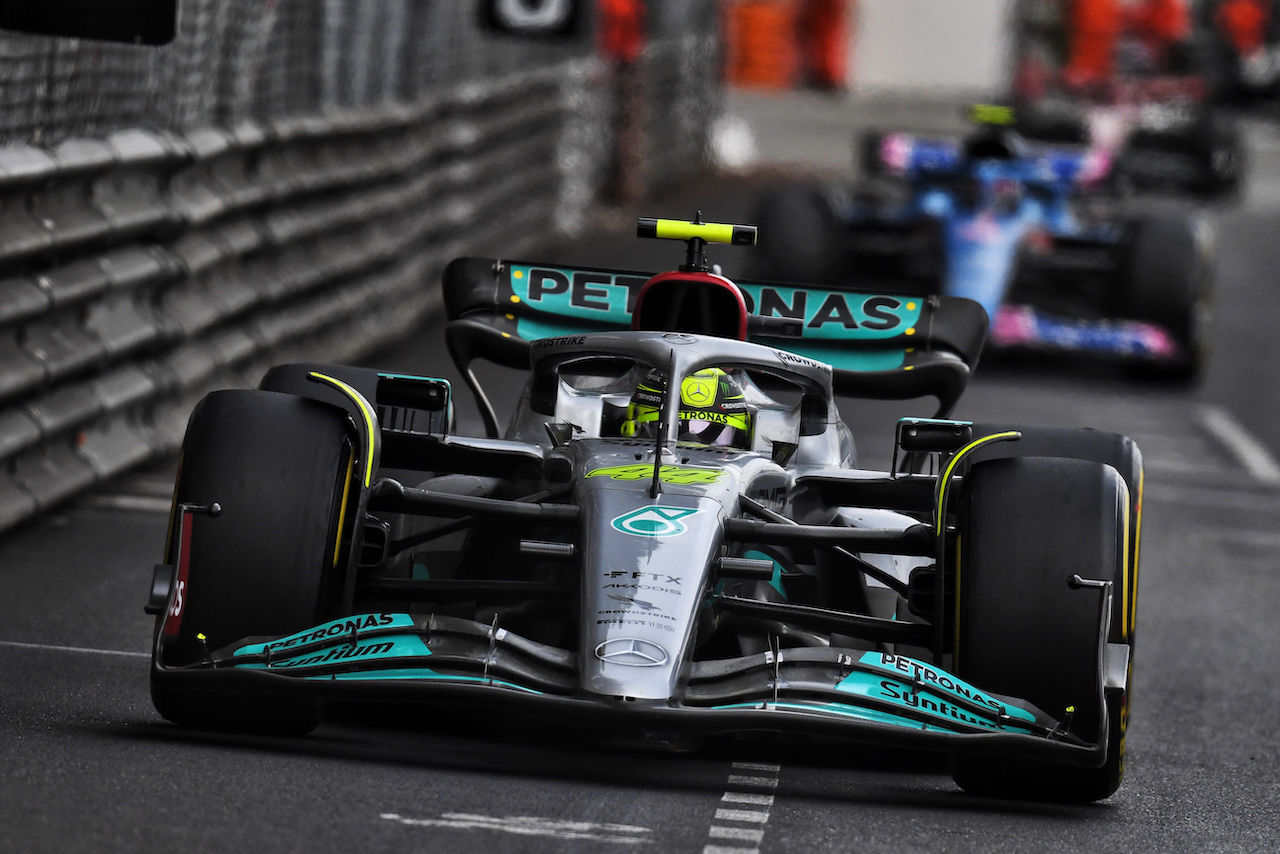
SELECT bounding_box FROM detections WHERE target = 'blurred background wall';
[853,0,1012,94]
[721,0,1012,95]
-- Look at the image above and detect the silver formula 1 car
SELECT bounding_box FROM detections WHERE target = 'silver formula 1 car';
[146,217,1143,803]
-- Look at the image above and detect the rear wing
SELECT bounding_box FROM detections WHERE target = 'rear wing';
[443,257,987,434]
[869,132,964,178]
[868,131,1101,189]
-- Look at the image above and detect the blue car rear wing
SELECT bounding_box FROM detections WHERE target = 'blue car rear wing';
[442,257,988,435]
[873,131,1095,189]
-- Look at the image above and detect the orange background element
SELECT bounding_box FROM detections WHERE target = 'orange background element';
[723,0,802,89]
[722,0,851,90]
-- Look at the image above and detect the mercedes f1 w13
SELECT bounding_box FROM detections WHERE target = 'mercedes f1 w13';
[755,107,1215,380]
[147,218,1143,803]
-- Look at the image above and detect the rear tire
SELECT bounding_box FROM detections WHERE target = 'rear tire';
[151,390,353,735]
[1118,212,1214,382]
[858,130,886,179]
[1014,99,1089,145]
[1201,113,1245,198]
[950,457,1130,802]
[753,185,840,284]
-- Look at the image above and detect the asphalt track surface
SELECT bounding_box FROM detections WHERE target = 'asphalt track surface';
[5,126,1280,853]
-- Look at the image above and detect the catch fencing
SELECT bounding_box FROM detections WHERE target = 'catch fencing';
[0,0,720,533]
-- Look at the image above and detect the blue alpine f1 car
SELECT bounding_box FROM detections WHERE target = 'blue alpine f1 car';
[754,107,1215,379]
[146,217,1142,802]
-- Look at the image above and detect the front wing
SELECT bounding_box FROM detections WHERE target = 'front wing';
[152,611,1114,768]
[991,304,1183,361]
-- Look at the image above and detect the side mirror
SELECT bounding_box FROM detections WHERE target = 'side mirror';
[376,375,452,438]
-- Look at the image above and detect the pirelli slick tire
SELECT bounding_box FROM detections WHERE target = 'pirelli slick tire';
[967,424,1143,657]
[151,390,354,736]
[858,130,887,179]
[1204,115,1245,198]
[1014,100,1089,145]
[1119,212,1214,382]
[950,457,1130,803]
[753,185,841,285]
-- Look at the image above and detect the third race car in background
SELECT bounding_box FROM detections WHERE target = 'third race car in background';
[1011,78,1244,200]
[1009,0,1247,198]
[754,106,1216,380]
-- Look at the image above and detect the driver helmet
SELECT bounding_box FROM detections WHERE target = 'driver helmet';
[621,367,753,449]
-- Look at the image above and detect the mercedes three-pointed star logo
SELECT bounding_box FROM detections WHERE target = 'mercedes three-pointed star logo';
[595,637,669,667]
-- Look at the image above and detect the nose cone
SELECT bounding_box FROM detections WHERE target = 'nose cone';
[579,489,727,701]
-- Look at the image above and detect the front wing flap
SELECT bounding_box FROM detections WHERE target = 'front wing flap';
[153,611,1109,767]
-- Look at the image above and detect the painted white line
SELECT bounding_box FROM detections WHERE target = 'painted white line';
[704,762,780,854]
[379,813,651,844]
[81,494,172,513]
[0,640,149,659]
[1199,405,1280,486]
[731,761,781,773]
[710,826,765,842]
[726,775,778,788]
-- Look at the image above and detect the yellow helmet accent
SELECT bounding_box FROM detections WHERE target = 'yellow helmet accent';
[622,368,751,442]
[680,369,722,407]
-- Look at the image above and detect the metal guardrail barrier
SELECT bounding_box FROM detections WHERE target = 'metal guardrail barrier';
[0,60,598,532]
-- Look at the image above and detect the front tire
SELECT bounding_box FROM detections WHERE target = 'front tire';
[967,424,1143,657]
[950,457,1131,802]
[151,389,354,735]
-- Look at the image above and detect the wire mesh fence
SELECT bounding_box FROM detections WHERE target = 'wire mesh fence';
[0,0,719,181]
[0,0,646,142]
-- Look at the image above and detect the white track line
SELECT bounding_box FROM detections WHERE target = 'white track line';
[726,775,778,788]
[0,640,149,658]
[714,809,769,824]
[730,762,780,772]
[703,762,782,854]
[1199,405,1280,486]
[81,494,172,513]
[379,813,652,844]
[710,826,765,843]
